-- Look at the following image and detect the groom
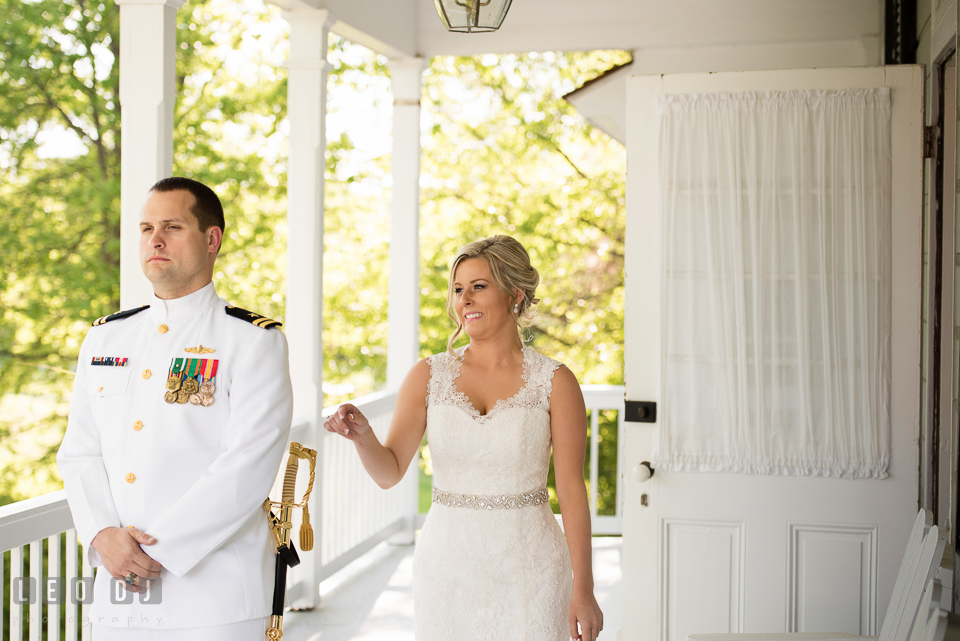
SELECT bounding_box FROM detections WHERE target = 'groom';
[57,177,293,639]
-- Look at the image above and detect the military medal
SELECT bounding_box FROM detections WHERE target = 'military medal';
[92,357,128,367]
[183,377,199,394]
[164,358,186,403]
[180,358,199,402]
[166,356,219,407]
[198,358,218,407]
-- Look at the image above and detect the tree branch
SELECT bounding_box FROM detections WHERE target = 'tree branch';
[39,88,94,147]
[535,133,590,181]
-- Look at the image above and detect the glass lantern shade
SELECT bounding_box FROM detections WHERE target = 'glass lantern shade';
[433,0,513,33]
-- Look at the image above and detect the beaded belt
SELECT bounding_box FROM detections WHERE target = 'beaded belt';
[431,487,550,510]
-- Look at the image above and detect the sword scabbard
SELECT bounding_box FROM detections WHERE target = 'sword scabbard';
[266,614,283,640]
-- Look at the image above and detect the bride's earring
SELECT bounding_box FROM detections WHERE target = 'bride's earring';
[513,303,519,314]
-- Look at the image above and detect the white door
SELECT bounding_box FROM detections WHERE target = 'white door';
[622,66,924,641]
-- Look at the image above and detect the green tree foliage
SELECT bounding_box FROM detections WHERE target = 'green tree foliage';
[321,42,392,400]
[0,0,122,504]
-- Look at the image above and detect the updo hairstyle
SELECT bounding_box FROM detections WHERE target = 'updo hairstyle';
[446,235,541,356]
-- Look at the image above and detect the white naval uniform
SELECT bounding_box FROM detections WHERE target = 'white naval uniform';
[57,282,293,632]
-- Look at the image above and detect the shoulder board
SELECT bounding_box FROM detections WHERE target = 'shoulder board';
[92,305,150,327]
[225,306,282,329]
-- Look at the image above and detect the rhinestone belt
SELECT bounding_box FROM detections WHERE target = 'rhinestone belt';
[431,487,550,510]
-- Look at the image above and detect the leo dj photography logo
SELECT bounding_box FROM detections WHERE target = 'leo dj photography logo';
[12,577,163,604]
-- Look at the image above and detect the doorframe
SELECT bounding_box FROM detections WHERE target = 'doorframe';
[920,45,954,527]
[919,0,959,578]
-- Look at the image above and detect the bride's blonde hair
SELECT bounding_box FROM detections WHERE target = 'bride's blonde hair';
[446,235,541,357]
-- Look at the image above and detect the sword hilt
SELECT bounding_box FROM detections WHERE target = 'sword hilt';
[278,442,317,551]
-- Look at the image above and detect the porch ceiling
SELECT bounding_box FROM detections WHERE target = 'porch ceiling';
[299,0,883,60]
[416,0,883,58]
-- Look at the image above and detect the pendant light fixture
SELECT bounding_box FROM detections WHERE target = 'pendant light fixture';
[433,0,513,33]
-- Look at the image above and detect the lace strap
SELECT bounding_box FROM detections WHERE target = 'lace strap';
[425,351,456,408]
[518,348,563,411]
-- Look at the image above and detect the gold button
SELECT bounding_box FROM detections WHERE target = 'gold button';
[125,473,136,484]
[133,420,143,431]
[97,386,103,392]
[158,324,168,334]
[142,369,151,379]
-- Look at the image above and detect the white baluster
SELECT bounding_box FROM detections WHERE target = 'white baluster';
[1,549,5,641]
[81,543,92,641]
[48,533,61,641]
[340,436,348,556]
[589,409,600,518]
[616,405,625,518]
[11,545,23,641]
[65,530,78,641]
[335,438,343,559]
[29,540,41,641]
[325,441,334,564]
[322,441,330,564]
[332,437,341,558]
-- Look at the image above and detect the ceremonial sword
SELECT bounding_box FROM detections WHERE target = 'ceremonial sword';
[264,442,317,640]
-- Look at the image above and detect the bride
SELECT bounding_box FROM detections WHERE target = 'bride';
[324,235,603,641]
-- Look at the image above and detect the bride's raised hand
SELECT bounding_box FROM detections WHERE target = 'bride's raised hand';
[322,403,371,440]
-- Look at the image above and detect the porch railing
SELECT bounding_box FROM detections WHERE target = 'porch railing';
[0,384,624,630]
[582,384,626,535]
[283,388,416,609]
[0,491,94,641]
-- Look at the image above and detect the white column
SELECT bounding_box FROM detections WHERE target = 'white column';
[386,58,425,546]
[387,58,425,389]
[283,7,333,609]
[116,0,183,309]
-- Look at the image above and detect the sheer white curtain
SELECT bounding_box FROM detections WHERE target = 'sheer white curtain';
[652,89,891,478]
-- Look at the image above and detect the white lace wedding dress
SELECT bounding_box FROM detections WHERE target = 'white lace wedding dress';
[413,346,573,641]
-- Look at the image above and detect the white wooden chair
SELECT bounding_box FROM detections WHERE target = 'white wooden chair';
[909,578,957,641]
[906,578,941,641]
[688,509,946,641]
[916,609,950,641]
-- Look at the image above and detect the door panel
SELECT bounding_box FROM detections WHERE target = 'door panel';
[622,66,924,641]
[663,519,745,641]
[787,523,878,633]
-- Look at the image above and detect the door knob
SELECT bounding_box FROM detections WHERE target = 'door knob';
[625,401,657,423]
[633,461,655,483]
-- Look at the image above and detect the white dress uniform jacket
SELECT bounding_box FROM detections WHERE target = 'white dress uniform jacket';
[57,282,293,630]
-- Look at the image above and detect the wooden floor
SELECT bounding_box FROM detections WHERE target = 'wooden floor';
[283,536,624,641]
